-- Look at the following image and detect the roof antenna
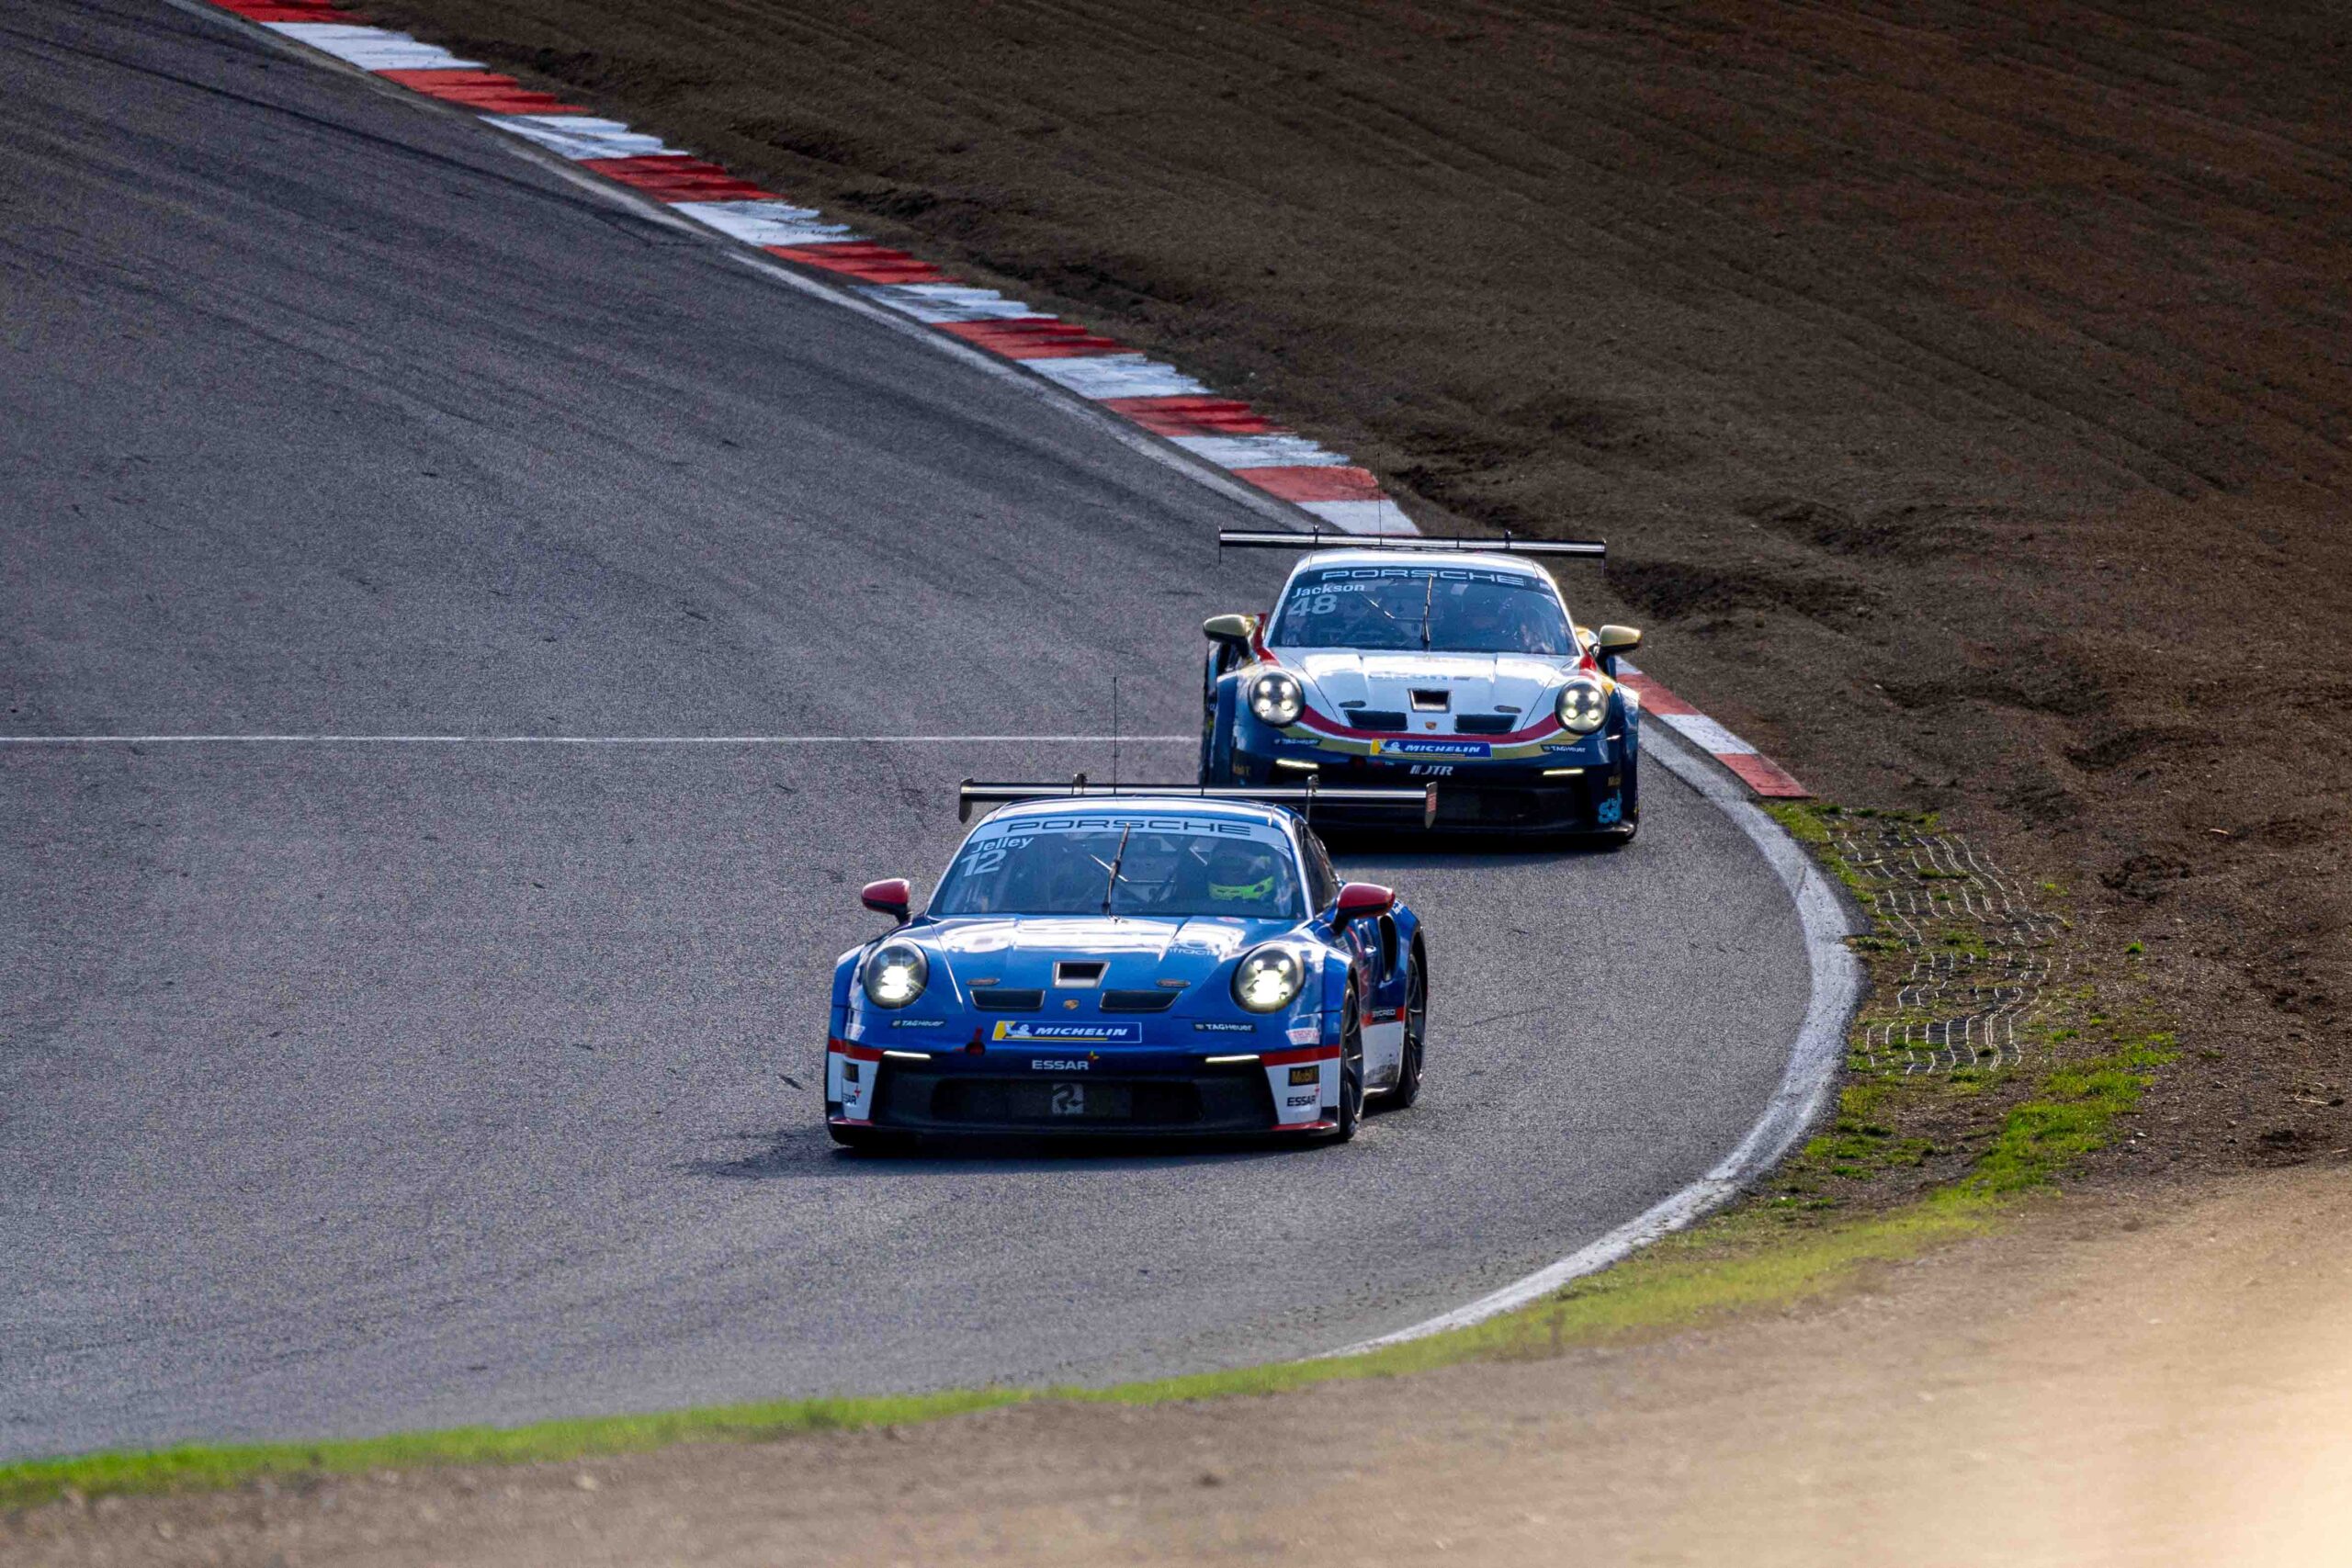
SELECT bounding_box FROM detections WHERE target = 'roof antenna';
[1111,673,1120,789]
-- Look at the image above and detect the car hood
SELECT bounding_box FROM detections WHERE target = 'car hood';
[1283,648,1575,728]
[916,914,1299,995]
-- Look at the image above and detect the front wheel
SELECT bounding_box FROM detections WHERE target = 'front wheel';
[1329,996,1364,1143]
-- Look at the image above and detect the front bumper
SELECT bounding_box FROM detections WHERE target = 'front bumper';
[826,1040,1343,1137]
[1234,727,1630,833]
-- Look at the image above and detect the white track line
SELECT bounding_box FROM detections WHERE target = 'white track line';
[1336,720,1862,1352]
[0,734,1193,745]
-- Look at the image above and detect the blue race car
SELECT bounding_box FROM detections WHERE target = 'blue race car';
[824,782,1435,1151]
[1200,531,1644,840]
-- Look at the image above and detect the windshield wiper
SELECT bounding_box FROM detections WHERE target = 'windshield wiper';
[1420,570,1435,650]
[1091,825,1136,916]
[1354,585,1427,651]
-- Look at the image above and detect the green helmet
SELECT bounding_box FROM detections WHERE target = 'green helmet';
[1207,844,1280,906]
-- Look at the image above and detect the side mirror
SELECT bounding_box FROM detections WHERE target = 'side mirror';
[1596,625,1643,654]
[860,878,911,924]
[1332,882,1396,930]
[1203,613,1258,645]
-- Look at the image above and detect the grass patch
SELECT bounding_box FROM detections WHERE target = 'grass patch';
[1804,1080,1937,1179]
[1963,1032,2177,1195]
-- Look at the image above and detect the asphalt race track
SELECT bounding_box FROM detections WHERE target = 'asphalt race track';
[1,0,1816,1461]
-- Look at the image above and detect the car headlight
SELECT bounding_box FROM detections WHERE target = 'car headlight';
[1555,679,1608,735]
[862,942,928,1008]
[1232,945,1305,1012]
[1247,669,1305,727]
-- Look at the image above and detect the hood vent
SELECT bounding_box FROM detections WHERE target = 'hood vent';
[1408,689,1451,712]
[1053,961,1105,988]
[1101,988,1182,1013]
[971,987,1045,1012]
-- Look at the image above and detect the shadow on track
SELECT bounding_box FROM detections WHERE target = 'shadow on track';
[694,1124,1306,1179]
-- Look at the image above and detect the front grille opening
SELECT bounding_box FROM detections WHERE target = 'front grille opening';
[1100,988,1181,1013]
[928,1077,1204,1127]
[970,987,1046,1011]
[1053,961,1105,987]
[1408,688,1451,712]
[1431,786,1580,827]
[1455,713,1517,735]
[1350,709,1408,731]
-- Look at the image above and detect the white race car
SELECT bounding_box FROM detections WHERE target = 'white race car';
[1199,532,1643,840]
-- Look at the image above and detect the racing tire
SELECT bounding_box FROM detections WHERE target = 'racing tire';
[828,1124,916,1156]
[1383,944,1427,1111]
[1329,994,1364,1143]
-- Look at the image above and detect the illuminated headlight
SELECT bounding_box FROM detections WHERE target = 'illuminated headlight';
[1555,679,1608,735]
[862,942,928,1009]
[1247,669,1305,727]
[1231,945,1305,1013]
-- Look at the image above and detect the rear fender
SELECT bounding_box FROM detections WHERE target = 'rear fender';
[1385,903,1421,999]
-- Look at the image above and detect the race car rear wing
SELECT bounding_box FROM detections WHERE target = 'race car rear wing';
[958,776,1439,829]
[1218,529,1604,558]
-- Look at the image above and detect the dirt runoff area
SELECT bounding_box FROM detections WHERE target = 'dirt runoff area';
[7,1168,2348,1564]
[349,0,2352,1172]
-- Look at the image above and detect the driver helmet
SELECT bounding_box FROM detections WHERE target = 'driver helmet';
[1488,588,1550,652]
[1206,843,1282,908]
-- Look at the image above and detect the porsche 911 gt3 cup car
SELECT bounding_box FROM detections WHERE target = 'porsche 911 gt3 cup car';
[825,782,1433,1151]
[1198,531,1644,840]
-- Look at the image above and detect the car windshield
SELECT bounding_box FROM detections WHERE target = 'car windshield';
[1267,564,1573,655]
[930,812,1306,919]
